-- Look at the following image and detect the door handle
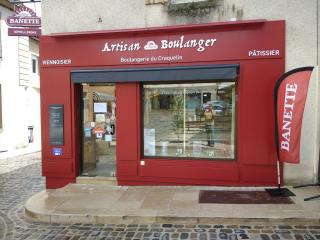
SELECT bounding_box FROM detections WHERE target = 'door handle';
[110,124,115,135]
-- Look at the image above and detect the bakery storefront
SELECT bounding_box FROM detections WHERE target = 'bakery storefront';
[41,20,285,189]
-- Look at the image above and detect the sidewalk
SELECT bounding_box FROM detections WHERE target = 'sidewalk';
[0,143,41,160]
[25,184,320,225]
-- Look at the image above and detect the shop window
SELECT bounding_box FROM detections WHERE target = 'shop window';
[31,55,39,75]
[143,82,236,160]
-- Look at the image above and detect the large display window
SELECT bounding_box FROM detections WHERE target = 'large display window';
[143,82,236,159]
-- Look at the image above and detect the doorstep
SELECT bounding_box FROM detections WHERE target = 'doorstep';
[24,184,320,225]
[76,176,117,185]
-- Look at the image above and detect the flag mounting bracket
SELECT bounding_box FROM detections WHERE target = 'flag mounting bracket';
[293,183,320,201]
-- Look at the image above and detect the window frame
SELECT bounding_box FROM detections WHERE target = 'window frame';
[141,79,238,161]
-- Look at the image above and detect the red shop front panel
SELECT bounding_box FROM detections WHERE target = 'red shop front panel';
[40,67,78,188]
[40,20,285,188]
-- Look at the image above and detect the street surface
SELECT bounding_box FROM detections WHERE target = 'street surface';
[0,153,320,240]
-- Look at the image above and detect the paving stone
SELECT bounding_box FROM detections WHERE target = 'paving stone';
[135,232,143,238]
[294,226,308,229]
[126,232,135,238]
[177,229,192,233]
[195,228,207,232]
[161,233,170,240]
[180,232,189,239]
[111,232,119,237]
[271,234,280,240]
[144,232,153,237]
[220,228,233,234]
[199,233,208,240]
[128,224,138,228]
[174,225,184,228]
[172,233,179,238]
[281,233,293,239]
[153,233,161,238]
[209,233,217,238]
[126,227,138,231]
[239,226,252,229]
[218,232,228,239]
[304,234,316,240]
[292,230,308,234]
[279,226,294,230]
[151,228,164,232]
[253,226,265,229]
[198,225,212,228]
[260,234,271,240]
[214,225,224,228]
[162,224,173,228]
[138,228,150,232]
[229,234,238,240]
[186,224,197,228]
[251,235,263,240]
[227,225,238,229]
[237,233,249,239]
[275,230,291,234]
[190,233,198,238]
[293,234,304,240]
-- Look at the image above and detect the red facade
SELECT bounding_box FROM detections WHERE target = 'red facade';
[40,20,285,189]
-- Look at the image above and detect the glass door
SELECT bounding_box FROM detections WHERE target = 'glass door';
[81,83,116,177]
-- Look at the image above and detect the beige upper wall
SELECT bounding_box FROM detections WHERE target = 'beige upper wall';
[41,0,319,184]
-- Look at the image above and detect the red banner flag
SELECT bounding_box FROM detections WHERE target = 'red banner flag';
[275,67,314,164]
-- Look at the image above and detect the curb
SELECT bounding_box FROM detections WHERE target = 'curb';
[24,204,320,225]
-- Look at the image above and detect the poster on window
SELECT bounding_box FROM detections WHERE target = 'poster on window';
[93,103,107,113]
[144,128,156,156]
[192,141,202,157]
[95,113,106,122]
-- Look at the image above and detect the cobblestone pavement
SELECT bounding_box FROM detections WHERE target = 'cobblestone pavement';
[1,153,320,240]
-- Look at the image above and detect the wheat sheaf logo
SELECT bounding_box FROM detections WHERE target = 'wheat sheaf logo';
[15,6,37,17]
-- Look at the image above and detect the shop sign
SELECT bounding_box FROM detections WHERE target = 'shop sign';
[275,67,314,164]
[52,148,63,156]
[8,27,41,36]
[101,36,217,53]
[49,104,64,146]
[6,5,41,36]
[41,21,285,67]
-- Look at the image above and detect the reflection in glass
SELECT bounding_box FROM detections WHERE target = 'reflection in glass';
[143,82,236,159]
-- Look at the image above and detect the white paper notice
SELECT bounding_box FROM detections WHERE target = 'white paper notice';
[95,114,106,122]
[94,103,107,113]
